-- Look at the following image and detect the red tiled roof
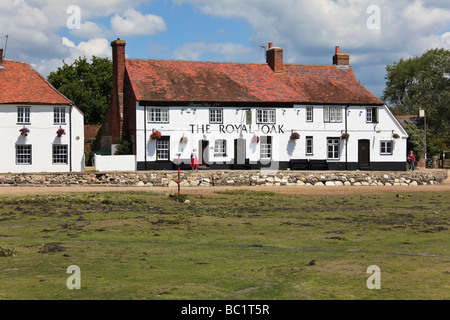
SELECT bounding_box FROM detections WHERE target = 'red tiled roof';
[0,60,73,105]
[125,59,384,105]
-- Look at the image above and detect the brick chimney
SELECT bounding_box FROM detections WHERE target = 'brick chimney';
[110,38,126,145]
[333,46,350,66]
[266,43,284,73]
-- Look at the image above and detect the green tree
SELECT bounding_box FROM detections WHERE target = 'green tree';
[382,48,450,155]
[47,56,112,125]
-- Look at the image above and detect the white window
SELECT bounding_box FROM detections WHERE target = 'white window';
[260,136,272,159]
[306,107,313,122]
[16,145,32,165]
[324,107,342,123]
[306,136,313,155]
[54,107,66,124]
[17,106,30,124]
[156,138,169,160]
[366,107,378,123]
[214,139,227,157]
[327,138,340,159]
[52,145,68,164]
[380,141,393,155]
[149,107,169,123]
[210,109,223,124]
[257,109,275,124]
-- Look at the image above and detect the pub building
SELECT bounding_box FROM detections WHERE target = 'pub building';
[101,39,408,171]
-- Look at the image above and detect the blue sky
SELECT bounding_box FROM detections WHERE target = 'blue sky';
[1,0,450,99]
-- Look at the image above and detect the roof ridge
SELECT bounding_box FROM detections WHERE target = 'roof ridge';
[126,58,341,68]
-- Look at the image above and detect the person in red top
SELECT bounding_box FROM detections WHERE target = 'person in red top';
[408,150,415,171]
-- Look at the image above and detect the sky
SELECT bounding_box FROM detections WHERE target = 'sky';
[1,0,449,99]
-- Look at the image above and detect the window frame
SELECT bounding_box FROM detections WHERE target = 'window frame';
[209,108,223,124]
[323,106,342,123]
[306,106,313,122]
[327,137,340,160]
[148,107,169,123]
[366,107,379,123]
[214,139,227,157]
[380,140,393,155]
[156,137,170,161]
[256,109,276,124]
[53,107,66,124]
[16,144,32,165]
[17,106,31,124]
[260,136,272,159]
[306,136,313,155]
[52,144,68,165]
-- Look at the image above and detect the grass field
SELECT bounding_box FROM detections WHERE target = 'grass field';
[0,189,449,300]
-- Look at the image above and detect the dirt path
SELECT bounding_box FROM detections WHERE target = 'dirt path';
[0,170,448,196]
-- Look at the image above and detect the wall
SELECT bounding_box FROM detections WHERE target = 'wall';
[93,154,136,172]
[0,104,85,173]
[134,104,408,170]
[0,169,446,187]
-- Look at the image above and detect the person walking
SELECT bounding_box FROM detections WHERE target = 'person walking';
[407,150,415,171]
[191,148,199,171]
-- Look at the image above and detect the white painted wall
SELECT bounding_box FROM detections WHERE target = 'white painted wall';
[0,104,85,173]
[135,104,408,167]
[94,154,136,171]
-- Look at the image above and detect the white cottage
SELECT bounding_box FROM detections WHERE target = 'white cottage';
[102,40,408,171]
[0,49,84,173]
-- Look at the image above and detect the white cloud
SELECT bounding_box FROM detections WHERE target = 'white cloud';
[111,9,167,36]
[70,21,109,39]
[173,41,256,62]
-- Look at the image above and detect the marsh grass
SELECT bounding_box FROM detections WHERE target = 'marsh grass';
[0,190,449,299]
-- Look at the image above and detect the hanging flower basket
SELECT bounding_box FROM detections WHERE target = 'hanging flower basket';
[392,133,400,139]
[19,127,30,137]
[251,134,260,144]
[56,128,66,137]
[150,130,162,140]
[290,132,300,140]
[340,132,350,140]
[180,136,188,143]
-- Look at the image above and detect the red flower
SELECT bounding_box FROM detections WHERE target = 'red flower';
[150,130,162,140]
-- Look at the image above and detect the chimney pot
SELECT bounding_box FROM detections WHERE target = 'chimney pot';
[0,48,3,67]
[266,43,284,73]
[333,46,350,66]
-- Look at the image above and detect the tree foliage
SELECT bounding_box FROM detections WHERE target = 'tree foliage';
[382,48,450,155]
[47,56,112,125]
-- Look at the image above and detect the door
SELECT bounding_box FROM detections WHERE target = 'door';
[358,140,370,167]
[199,140,209,165]
[234,139,246,164]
